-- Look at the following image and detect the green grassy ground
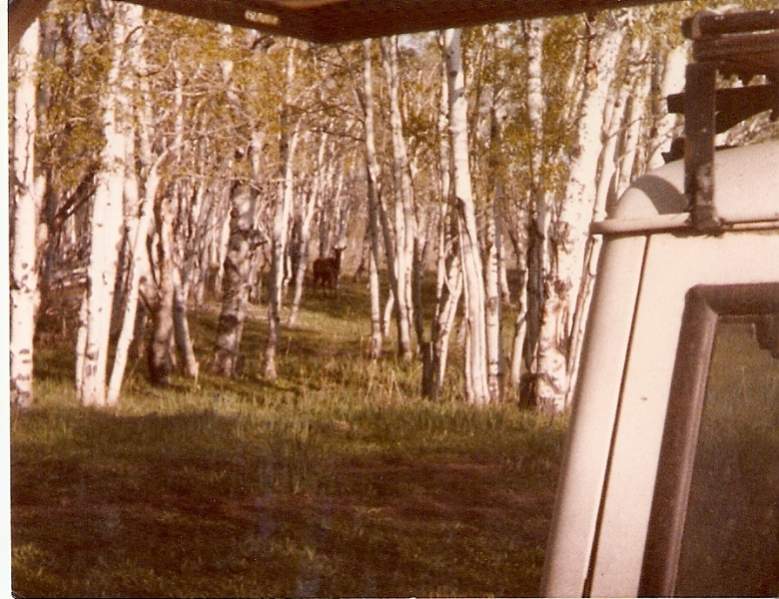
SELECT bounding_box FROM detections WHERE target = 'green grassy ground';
[11,280,566,597]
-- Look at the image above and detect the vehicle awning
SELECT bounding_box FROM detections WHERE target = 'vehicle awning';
[118,0,680,42]
[10,0,680,47]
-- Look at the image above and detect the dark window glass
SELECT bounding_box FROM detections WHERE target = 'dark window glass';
[675,320,779,597]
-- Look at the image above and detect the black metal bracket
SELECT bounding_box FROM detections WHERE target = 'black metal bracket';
[675,9,779,234]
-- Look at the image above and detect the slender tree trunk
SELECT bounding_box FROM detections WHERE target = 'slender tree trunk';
[647,44,686,169]
[445,28,490,405]
[381,36,415,360]
[428,209,463,399]
[107,155,161,403]
[425,54,460,399]
[172,267,199,379]
[616,38,650,196]
[75,289,88,393]
[10,19,41,408]
[534,15,625,413]
[77,5,131,406]
[288,134,327,326]
[264,42,299,381]
[106,5,167,403]
[522,18,547,393]
[362,40,385,359]
[364,39,407,356]
[148,192,176,385]
[484,92,506,402]
[214,183,256,377]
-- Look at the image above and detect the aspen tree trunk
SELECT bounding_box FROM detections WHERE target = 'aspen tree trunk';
[381,36,415,360]
[647,44,686,169]
[616,38,650,196]
[246,134,268,307]
[430,241,463,398]
[288,134,327,326]
[366,169,384,360]
[35,15,58,310]
[562,29,589,127]
[484,92,506,402]
[412,210,429,344]
[106,158,161,403]
[565,31,650,406]
[362,39,384,359]
[425,52,462,399]
[557,45,631,406]
[10,20,41,408]
[435,53,452,305]
[214,183,256,377]
[364,39,405,357]
[167,64,199,380]
[382,292,395,338]
[508,199,530,393]
[318,199,329,259]
[445,28,490,405]
[332,172,349,249]
[75,289,88,393]
[264,42,299,381]
[594,80,627,215]
[148,192,176,385]
[172,267,199,379]
[213,190,233,295]
[107,5,171,403]
[535,15,625,413]
[510,19,545,397]
[77,4,131,406]
[353,229,370,280]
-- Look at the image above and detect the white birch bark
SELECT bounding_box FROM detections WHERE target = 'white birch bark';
[510,19,545,398]
[381,36,415,360]
[77,4,132,406]
[485,90,506,402]
[106,155,161,404]
[435,52,452,305]
[215,183,257,377]
[428,78,463,403]
[647,43,686,169]
[172,266,199,380]
[10,20,41,408]
[508,199,530,393]
[535,15,625,413]
[288,133,327,326]
[616,37,651,196]
[362,39,384,359]
[106,5,169,403]
[264,42,299,381]
[363,40,404,357]
[148,191,176,385]
[445,28,490,405]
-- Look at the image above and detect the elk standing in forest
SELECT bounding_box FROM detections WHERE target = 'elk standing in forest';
[312,245,345,290]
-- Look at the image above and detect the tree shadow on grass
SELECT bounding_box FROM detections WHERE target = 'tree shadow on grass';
[12,401,562,597]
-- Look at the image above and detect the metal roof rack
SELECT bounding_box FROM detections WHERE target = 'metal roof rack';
[667,9,779,233]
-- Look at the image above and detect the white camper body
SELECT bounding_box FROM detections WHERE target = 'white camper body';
[541,141,779,597]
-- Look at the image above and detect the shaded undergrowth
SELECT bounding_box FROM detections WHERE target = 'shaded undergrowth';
[12,279,566,597]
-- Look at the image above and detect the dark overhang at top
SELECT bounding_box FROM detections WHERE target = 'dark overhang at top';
[10,0,681,47]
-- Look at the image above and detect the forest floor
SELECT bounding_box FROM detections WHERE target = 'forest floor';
[11,278,567,597]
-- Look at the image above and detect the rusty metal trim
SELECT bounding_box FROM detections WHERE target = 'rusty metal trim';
[684,62,721,233]
[589,217,779,236]
[639,282,779,597]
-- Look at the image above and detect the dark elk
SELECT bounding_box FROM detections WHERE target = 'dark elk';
[312,245,346,290]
